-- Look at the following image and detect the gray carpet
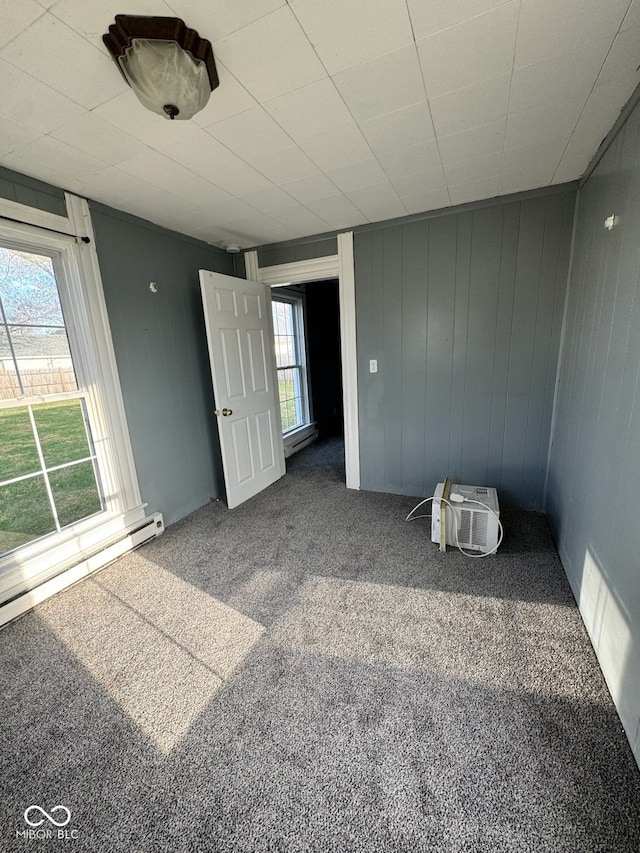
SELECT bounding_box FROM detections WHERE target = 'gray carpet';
[1,437,639,852]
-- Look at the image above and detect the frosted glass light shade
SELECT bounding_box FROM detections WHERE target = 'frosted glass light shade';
[119,38,211,120]
[103,16,218,121]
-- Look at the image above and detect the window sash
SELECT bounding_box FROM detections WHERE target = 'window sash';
[272,294,310,434]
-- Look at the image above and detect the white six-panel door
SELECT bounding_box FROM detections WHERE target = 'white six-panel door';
[200,270,285,508]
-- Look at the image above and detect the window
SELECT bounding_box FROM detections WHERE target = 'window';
[0,246,104,555]
[272,293,309,434]
[0,193,153,618]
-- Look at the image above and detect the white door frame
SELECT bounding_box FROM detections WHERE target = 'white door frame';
[244,232,360,490]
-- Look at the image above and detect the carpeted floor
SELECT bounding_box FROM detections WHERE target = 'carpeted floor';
[1,438,639,851]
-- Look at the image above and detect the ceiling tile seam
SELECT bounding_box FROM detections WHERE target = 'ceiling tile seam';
[550,20,631,184]
[20,10,124,111]
[410,0,518,41]
[0,7,49,52]
[208,2,290,47]
[411,40,451,208]
[499,0,523,170]
[286,0,416,80]
[194,121,352,216]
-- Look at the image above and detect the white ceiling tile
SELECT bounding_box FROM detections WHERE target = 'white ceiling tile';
[515,0,630,68]
[391,169,448,196]
[499,165,555,195]
[552,151,591,184]
[249,147,320,184]
[0,13,126,109]
[429,73,511,137]
[597,26,640,89]
[0,115,42,157]
[448,176,500,206]
[279,174,341,203]
[509,40,612,115]
[407,0,513,40]
[50,112,148,164]
[444,152,502,185]
[378,140,444,182]
[360,101,435,156]
[93,91,205,152]
[265,78,353,142]
[49,0,176,51]
[194,62,258,127]
[194,196,260,223]
[289,0,413,75]
[212,6,326,102]
[418,3,519,98]
[333,45,426,123]
[438,119,506,165]
[206,107,293,159]
[622,0,640,30]
[565,78,640,157]
[399,187,451,214]
[501,138,566,174]
[272,204,331,232]
[0,58,86,133]
[346,182,402,207]
[504,103,582,150]
[164,0,287,41]
[161,131,273,195]
[240,186,299,214]
[0,0,44,49]
[2,135,108,184]
[304,194,368,229]
[118,151,200,192]
[325,159,387,193]
[220,212,291,244]
[300,125,373,171]
[358,199,408,222]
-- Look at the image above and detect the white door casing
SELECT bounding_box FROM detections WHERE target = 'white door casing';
[200,270,285,508]
[244,231,360,490]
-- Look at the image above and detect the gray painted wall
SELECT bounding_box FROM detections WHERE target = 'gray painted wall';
[546,99,640,766]
[355,191,575,509]
[0,165,67,216]
[90,203,233,525]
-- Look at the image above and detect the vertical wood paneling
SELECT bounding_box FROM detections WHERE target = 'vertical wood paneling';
[547,96,640,766]
[90,204,234,525]
[355,191,574,507]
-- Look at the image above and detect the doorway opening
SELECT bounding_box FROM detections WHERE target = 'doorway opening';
[271,279,344,472]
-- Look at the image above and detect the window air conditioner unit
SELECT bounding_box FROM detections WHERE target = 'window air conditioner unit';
[431,482,500,554]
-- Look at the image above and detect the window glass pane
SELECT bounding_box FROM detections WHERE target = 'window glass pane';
[0,247,64,325]
[49,461,102,529]
[0,326,20,400]
[8,326,77,395]
[0,405,40,482]
[272,300,296,367]
[33,399,91,469]
[0,475,56,554]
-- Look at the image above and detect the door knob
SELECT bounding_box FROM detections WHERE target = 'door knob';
[215,408,233,416]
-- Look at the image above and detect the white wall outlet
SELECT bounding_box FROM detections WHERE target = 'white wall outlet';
[369,359,378,373]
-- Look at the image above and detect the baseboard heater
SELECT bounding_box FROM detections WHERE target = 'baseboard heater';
[0,513,164,629]
[283,427,319,458]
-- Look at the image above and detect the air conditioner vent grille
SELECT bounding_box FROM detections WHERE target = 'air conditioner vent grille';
[472,511,488,547]
[458,510,471,543]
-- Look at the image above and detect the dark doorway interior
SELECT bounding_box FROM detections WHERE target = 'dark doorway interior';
[301,278,343,440]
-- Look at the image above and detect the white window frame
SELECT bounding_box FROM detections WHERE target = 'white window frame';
[0,193,159,618]
[272,289,311,437]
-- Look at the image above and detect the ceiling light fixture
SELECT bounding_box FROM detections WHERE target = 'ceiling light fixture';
[103,15,218,120]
